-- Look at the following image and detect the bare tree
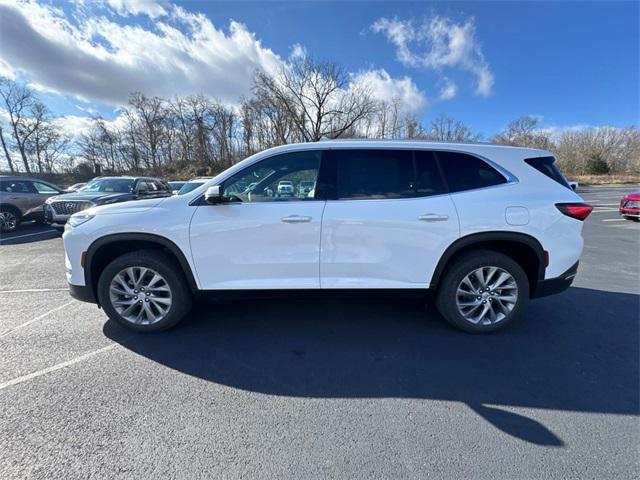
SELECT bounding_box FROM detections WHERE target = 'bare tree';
[426,114,482,142]
[252,59,376,142]
[492,116,552,150]
[0,125,14,172]
[0,78,42,172]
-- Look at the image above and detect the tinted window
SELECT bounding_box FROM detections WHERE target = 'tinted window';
[437,151,507,192]
[524,156,571,189]
[83,178,134,193]
[0,180,33,193]
[337,149,413,200]
[223,151,321,202]
[178,181,205,195]
[414,151,446,197]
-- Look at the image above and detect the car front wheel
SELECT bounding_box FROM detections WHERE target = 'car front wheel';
[436,250,529,333]
[97,250,192,332]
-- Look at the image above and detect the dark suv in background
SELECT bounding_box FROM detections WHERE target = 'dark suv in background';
[0,176,63,232]
[45,176,171,230]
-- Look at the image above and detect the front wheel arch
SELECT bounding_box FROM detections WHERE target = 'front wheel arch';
[85,233,198,304]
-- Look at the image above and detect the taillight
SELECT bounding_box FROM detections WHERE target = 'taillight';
[555,203,593,221]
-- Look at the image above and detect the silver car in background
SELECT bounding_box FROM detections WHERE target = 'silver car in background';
[0,176,63,232]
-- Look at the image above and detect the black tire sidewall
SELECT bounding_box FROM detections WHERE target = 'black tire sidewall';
[97,250,192,332]
[436,250,529,333]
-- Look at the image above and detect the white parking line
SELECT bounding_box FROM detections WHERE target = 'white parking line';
[0,344,118,390]
[591,208,619,213]
[0,288,68,294]
[602,218,626,222]
[0,300,75,338]
[0,229,58,242]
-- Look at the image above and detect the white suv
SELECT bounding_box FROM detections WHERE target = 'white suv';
[62,141,592,333]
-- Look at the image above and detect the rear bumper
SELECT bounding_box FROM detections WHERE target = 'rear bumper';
[531,261,579,298]
[69,283,97,304]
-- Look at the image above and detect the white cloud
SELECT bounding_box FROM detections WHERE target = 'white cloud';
[105,0,167,19]
[0,0,284,106]
[372,15,494,97]
[438,77,457,100]
[290,43,307,61]
[350,69,427,117]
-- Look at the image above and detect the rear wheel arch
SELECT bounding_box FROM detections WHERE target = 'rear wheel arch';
[85,233,198,303]
[0,203,22,217]
[431,232,545,297]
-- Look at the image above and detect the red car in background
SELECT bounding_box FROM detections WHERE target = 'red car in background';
[619,191,640,221]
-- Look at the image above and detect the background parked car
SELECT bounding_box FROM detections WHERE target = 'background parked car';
[619,191,640,221]
[167,181,186,195]
[298,180,316,198]
[0,176,63,232]
[177,177,213,195]
[65,182,87,192]
[277,180,294,196]
[45,176,171,230]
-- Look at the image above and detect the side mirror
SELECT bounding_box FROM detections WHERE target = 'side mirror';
[204,185,223,204]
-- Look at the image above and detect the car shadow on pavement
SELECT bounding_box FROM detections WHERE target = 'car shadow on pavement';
[104,286,639,447]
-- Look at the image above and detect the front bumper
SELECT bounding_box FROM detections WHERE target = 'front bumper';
[531,261,579,298]
[44,204,70,227]
[620,208,640,218]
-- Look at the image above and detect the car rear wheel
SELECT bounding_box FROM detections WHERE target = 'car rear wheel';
[97,250,192,332]
[0,207,20,232]
[623,215,639,222]
[436,250,529,333]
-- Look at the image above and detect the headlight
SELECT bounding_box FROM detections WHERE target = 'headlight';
[66,212,94,230]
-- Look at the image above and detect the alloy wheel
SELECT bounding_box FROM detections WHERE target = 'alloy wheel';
[456,266,518,325]
[0,211,17,232]
[109,267,173,325]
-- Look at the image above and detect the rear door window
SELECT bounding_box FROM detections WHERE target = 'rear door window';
[414,150,447,197]
[336,149,414,200]
[524,156,571,189]
[437,151,507,193]
[0,180,34,193]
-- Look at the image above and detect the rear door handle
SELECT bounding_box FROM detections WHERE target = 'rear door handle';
[281,215,312,223]
[418,213,449,222]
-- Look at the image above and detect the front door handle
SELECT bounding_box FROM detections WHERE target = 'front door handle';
[418,213,449,222]
[281,215,312,223]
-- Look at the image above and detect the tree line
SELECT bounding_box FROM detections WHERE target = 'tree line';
[1,59,638,179]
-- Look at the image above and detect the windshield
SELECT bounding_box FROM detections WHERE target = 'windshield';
[178,181,205,195]
[82,178,134,193]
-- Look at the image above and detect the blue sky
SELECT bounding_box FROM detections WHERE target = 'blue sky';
[0,0,637,136]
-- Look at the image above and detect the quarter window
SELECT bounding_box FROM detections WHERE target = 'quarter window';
[437,151,507,193]
[33,182,59,194]
[223,151,321,202]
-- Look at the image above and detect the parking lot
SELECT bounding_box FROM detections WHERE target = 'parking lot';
[1,186,638,479]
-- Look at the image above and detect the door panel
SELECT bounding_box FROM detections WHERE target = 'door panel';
[190,201,325,289]
[189,150,326,290]
[320,195,459,288]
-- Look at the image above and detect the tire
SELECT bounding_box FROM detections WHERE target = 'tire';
[435,250,529,333]
[0,206,21,232]
[623,216,640,222]
[97,250,192,332]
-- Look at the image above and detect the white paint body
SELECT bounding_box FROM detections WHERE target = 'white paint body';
[63,141,586,290]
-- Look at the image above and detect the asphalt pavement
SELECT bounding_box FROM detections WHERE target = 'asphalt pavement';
[1,186,638,479]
